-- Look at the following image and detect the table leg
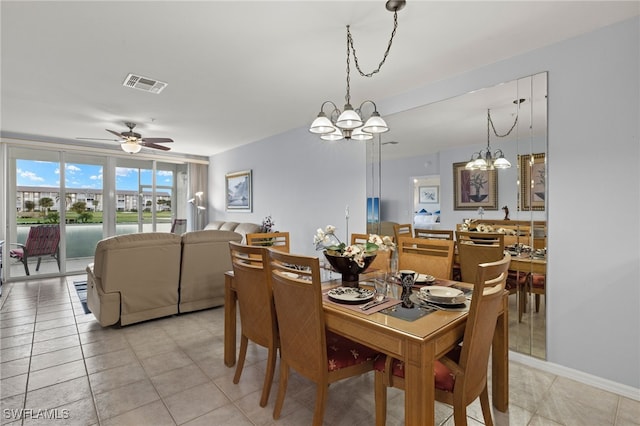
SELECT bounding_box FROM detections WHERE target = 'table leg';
[224,272,237,367]
[492,294,509,411]
[404,341,435,426]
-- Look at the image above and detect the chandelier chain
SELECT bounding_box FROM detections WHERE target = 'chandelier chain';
[347,10,400,79]
[489,110,518,138]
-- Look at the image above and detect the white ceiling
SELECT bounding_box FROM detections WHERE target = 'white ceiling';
[1,1,638,157]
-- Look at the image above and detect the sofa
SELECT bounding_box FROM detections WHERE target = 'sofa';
[179,230,242,313]
[86,230,242,326]
[204,221,262,242]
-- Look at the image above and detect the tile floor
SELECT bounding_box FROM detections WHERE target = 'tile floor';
[1,276,638,426]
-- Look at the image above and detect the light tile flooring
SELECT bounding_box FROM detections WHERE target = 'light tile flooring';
[1,277,638,426]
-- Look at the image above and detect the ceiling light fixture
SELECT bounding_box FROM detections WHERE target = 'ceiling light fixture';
[121,140,142,154]
[465,108,519,170]
[309,0,406,141]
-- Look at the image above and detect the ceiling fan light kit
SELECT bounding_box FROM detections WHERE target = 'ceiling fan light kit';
[309,0,405,141]
[78,122,173,154]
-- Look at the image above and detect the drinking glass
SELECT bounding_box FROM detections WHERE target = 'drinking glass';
[373,272,388,302]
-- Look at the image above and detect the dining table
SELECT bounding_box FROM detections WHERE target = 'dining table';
[223,270,509,426]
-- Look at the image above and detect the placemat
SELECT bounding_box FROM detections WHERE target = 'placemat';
[322,292,402,315]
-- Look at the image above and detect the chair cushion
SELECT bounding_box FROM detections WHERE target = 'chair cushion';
[326,331,378,371]
[9,248,24,259]
[531,273,546,288]
[373,346,461,392]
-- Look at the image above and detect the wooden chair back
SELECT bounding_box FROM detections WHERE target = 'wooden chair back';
[441,253,511,418]
[375,253,511,426]
[396,236,454,279]
[393,223,413,242]
[268,249,378,425]
[414,229,454,240]
[456,231,505,284]
[351,233,393,273]
[246,231,290,252]
[268,250,325,381]
[228,241,279,406]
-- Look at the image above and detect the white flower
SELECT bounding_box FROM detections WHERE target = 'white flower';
[325,225,336,234]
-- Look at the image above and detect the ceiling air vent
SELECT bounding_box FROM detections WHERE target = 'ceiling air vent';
[122,73,168,94]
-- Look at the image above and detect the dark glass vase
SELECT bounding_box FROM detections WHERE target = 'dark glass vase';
[324,252,376,288]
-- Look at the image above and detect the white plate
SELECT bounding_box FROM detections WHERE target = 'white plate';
[327,287,374,304]
[419,286,463,298]
[418,286,466,305]
[415,274,436,283]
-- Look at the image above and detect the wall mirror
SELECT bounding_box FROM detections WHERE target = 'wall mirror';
[367,72,548,358]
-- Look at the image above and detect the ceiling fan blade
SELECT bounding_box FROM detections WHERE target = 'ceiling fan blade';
[141,137,173,143]
[140,142,171,151]
[76,137,121,142]
[106,129,125,138]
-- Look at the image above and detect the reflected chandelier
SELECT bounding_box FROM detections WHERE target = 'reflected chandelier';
[309,0,406,141]
[465,109,518,170]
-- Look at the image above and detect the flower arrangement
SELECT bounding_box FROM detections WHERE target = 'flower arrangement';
[261,215,275,233]
[314,225,395,268]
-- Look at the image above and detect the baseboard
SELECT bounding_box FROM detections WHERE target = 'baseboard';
[509,351,640,401]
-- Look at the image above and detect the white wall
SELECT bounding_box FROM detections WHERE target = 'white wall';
[210,17,640,391]
[210,126,367,257]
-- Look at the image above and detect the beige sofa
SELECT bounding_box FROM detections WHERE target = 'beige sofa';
[204,221,262,242]
[87,233,182,327]
[179,230,242,313]
[87,230,242,326]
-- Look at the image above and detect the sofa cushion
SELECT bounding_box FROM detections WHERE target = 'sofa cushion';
[219,222,239,231]
[179,230,243,313]
[204,220,225,230]
[234,222,262,238]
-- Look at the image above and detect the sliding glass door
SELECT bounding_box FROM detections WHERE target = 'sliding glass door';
[6,146,192,281]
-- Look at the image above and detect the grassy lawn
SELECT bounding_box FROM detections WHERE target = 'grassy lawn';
[17,211,173,224]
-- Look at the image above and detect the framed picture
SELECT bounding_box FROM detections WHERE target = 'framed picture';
[453,162,498,210]
[419,186,439,204]
[225,169,252,212]
[519,153,546,211]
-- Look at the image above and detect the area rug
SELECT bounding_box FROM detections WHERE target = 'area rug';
[73,281,91,314]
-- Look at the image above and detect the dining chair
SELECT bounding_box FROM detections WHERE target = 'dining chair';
[519,272,546,321]
[393,223,413,243]
[170,218,187,234]
[350,233,393,273]
[396,236,455,279]
[9,224,61,275]
[456,230,505,284]
[228,241,279,407]
[414,228,454,240]
[268,249,380,426]
[246,231,290,252]
[373,252,512,426]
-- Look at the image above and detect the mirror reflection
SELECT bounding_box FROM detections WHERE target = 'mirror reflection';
[367,72,547,358]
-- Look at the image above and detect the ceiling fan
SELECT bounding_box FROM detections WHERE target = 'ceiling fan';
[78,122,173,153]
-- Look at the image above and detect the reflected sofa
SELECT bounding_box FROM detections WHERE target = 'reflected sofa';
[87,230,242,326]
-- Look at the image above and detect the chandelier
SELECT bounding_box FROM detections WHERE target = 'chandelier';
[465,109,518,170]
[309,0,406,141]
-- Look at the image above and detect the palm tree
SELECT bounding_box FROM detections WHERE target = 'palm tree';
[39,197,54,217]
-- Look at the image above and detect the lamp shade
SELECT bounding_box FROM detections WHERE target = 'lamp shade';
[493,156,511,169]
[335,105,363,129]
[121,141,142,154]
[362,112,389,133]
[320,127,344,141]
[351,127,374,141]
[309,113,335,134]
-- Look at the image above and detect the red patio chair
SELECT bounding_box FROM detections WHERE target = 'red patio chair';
[9,225,61,275]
